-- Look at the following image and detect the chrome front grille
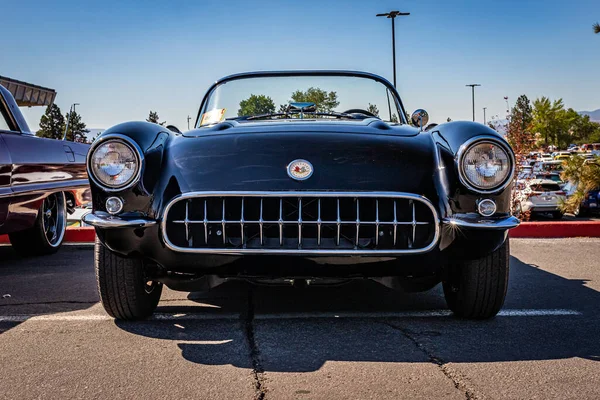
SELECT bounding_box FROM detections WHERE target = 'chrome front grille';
[162,192,439,255]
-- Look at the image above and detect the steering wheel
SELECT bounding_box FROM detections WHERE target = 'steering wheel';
[342,109,377,117]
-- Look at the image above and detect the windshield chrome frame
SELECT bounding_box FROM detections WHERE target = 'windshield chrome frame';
[195,70,408,128]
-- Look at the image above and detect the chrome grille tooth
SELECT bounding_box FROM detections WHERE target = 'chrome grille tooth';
[375,199,380,247]
[393,200,397,246]
[317,199,321,246]
[222,198,226,245]
[240,197,245,248]
[355,198,360,248]
[278,198,283,246]
[259,198,264,246]
[410,200,416,249]
[185,200,191,246]
[336,198,341,246]
[298,198,302,248]
[203,200,208,244]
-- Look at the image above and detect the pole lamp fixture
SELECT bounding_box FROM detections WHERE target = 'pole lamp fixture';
[376,10,410,88]
[465,84,481,122]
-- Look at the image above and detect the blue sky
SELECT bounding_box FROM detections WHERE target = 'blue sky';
[2,0,599,131]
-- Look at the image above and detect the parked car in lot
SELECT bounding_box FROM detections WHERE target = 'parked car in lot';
[0,85,89,255]
[534,160,564,173]
[514,179,566,219]
[84,70,519,320]
[553,152,571,161]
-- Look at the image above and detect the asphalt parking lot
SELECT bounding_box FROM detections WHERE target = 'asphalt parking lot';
[1,239,599,399]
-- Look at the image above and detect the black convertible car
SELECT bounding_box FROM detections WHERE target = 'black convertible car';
[83,70,518,320]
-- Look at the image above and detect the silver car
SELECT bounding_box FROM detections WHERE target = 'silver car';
[515,179,566,219]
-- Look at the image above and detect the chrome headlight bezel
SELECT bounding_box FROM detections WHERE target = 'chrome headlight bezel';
[87,134,143,192]
[457,136,515,194]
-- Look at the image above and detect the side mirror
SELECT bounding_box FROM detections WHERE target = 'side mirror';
[411,109,429,130]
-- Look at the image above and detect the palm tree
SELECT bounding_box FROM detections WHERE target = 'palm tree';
[594,22,600,34]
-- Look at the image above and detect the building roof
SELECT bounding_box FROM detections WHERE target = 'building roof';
[0,75,56,107]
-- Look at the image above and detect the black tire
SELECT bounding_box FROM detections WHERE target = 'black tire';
[552,211,564,220]
[95,238,162,320]
[9,192,67,256]
[443,239,510,319]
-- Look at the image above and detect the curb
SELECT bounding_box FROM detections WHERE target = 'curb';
[2,223,600,244]
[0,227,96,244]
[509,221,600,238]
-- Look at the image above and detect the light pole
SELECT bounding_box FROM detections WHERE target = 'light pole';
[483,107,487,125]
[62,103,80,141]
[376,10,410,87]
[465,84,481,122]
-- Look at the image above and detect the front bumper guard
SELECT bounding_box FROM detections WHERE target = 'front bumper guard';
[82,212,157,229]
[442,214,520,230]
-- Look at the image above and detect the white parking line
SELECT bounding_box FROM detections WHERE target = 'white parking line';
[0,309,581,323]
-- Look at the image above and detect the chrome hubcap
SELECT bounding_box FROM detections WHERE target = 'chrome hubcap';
[42,193,66,247]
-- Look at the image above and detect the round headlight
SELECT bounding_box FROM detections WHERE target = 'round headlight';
[460,140,512,192]
[90,140,140,189]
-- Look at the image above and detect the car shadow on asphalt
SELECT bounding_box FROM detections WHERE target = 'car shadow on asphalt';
[0,245,98,335]
[115,255,600,372]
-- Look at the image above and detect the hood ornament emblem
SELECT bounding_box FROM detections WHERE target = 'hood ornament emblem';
[287,159,313,181]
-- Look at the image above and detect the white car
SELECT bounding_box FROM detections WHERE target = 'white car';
[515,179,566,219]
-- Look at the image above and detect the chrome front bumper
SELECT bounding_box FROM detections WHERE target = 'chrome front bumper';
[442,214,520,230]
[82,212,157,229]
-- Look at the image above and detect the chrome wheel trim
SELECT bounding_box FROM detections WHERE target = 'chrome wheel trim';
[41,192,66,247]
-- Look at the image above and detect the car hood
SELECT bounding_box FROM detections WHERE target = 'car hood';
[164,126,437,195]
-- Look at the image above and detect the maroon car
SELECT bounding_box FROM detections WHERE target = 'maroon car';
[0,84,89,255]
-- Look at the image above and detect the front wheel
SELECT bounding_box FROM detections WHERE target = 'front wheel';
[443,239,510,319]
[95,238,162,320]
[9,192,67,256]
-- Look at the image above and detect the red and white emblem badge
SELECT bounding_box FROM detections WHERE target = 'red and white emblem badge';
[287,159,313,181]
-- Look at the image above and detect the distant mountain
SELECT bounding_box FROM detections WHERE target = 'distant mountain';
[579,109,600,123]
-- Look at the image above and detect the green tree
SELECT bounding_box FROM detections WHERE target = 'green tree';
[147,111,165,125]
[594,22,600,34]
[64,110,89,143]
[506,95,534,154]
[290,87,339,113]
[531,97,575,148]
[237,94,275,117]
[367,103,379,117]
[568,111,600,143]
[36,104,65,140]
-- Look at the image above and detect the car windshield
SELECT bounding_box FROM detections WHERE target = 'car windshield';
[198,74,404,127]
